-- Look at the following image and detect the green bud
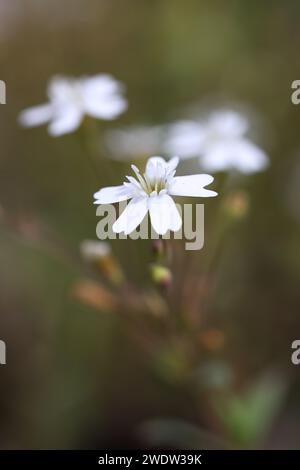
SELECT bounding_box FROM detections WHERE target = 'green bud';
[150,264,172,289]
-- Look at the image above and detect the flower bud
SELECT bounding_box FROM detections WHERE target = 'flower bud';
[80,240,124,285]
[223,190,249,219]
[71,279,118,312]
[150,264,172,290]
[151,239,164,258]
[199,328,225,351]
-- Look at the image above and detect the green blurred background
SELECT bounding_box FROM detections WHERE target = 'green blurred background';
[0,0,300,449]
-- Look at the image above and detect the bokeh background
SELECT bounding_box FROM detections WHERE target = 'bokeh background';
[0,0,300,449]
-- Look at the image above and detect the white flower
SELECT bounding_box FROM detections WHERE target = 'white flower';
[105,125,164,160]
[94,156,217,235]
[19,74,127,136]
[164,111,269,174]
[164,120,206,159]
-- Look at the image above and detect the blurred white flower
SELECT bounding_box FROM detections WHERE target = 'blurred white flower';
[164,120,206,159]
[94,156,217,235]
[165,110,269,174]
[80,240,111,261]
[105,125,164,160]
[19,74,127,136]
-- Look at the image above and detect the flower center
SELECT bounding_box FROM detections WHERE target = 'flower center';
[207,129,224,144]
[67,81,85,108]
[131,164,167,196]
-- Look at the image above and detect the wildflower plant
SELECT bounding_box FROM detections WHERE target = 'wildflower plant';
[17,71,282,451]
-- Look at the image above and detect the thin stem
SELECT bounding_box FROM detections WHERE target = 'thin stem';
[77,118,102,181]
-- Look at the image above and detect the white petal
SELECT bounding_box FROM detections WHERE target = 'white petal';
[146,155,166,169]
[47,76,74,103]
[169,175,218,198]
[85,95,127,120]
[200,143,233,172]
[145,156,168,183]
[164,121,205,158]
[166,156,179,174]
[48,107,83,136]
[18,104,53,127]
[80,240,111,260]
[208,110,248,138]
[113,197,148,234]
[149,193,182,235]
[201,139,268,174]
[93,185,132,204]
[83,75,127,119]
[83,74,123,97]
[230,139,268,173]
